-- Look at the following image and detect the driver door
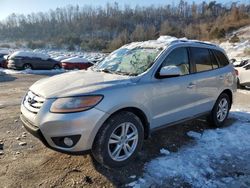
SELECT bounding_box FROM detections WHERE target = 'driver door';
[150,47,200,129]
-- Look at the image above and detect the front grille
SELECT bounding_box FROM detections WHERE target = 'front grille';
[23,91,45,114]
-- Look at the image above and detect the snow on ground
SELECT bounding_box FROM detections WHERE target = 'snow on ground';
[0,68,66,75]
[128,110,250,188]
[220,25,250,61]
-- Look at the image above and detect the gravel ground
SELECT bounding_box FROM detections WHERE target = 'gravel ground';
[0,72,249,188]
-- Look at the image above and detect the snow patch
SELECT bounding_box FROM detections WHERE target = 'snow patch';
[129,110,250,187]
[160,148,170,155]
[9,51,50,60]
[0,68,65,75]
[187,131,202,139]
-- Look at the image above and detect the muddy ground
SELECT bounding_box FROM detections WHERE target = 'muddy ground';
[0,72,249,188]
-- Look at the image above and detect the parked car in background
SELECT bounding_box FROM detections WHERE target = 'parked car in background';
[234,59,250,88]
[234,59,249,67]
[20,38,236,168]
[7,51,61,70]
[0,50,10,68]
[61,57,93,70]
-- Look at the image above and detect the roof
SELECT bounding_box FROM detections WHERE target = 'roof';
[61,56,89,63]
[121,36,219,50]
[9,51,50,60]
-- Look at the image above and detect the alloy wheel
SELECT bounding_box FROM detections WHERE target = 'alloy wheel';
[108,122,138,162]
[217,98,229,122]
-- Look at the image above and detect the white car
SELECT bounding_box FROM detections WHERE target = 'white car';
[234,60,250,88]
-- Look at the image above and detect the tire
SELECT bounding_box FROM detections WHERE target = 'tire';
[92,111,144,168]
[53,64,61,69]
[207,93,231,127]
[237,78,245,89]
[23,64,32,70]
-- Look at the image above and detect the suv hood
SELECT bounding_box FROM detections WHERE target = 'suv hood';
[30,70,135,98]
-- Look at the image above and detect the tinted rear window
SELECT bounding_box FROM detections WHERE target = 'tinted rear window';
[190,47,213,72]
[213,50,229,67]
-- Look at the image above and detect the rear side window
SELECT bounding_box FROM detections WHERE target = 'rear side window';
[213,50,229,67]
[190,47,213,72]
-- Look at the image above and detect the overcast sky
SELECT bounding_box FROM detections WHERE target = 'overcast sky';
[0,0,249,21]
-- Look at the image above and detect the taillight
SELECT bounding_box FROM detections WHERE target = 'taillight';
[234,69,239,76]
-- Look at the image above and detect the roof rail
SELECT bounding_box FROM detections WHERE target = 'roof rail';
[170,39,217,47]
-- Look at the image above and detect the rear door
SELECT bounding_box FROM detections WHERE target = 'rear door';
[189,47,220,114]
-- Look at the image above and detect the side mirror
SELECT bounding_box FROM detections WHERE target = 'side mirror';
[159,65,182,77]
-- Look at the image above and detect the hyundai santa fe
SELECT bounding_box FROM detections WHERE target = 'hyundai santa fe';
[20,38,237,168]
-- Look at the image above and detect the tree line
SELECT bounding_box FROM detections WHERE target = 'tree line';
[0,0,249,52]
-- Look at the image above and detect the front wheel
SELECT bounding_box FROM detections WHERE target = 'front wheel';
[92,111,144,168]
[207,93,231,127]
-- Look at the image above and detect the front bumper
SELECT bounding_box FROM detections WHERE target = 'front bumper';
[20,114,91,154]
[20,100,109,153]
[7,61,23,70]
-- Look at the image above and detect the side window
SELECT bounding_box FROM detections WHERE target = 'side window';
[190,47,213,72]
[162,47,189,75]
[213,50,229,67]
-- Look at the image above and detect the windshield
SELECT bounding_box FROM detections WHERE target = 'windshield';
[93,47,162,76]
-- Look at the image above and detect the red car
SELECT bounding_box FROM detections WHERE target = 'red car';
[61,57,93,70]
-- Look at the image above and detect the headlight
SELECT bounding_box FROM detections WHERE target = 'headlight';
[50,95,103,113]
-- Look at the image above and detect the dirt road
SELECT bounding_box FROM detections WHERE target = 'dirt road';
[0,73,249,188]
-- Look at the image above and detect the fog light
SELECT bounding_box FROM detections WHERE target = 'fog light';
[63,137,74,147]
[51,135,81,148]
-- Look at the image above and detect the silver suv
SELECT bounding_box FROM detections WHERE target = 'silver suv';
[20,38,237,168]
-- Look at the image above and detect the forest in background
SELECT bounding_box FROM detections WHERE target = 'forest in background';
[0,0,250,52]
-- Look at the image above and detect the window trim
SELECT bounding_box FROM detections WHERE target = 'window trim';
[155,47,191,79]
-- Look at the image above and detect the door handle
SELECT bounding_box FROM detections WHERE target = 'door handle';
[187,83,196,89]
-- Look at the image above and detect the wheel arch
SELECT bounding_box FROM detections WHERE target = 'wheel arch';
[93,106,150,147]
[113,107,150,139]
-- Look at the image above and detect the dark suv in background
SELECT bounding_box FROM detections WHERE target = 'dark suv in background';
[7,51,61,70]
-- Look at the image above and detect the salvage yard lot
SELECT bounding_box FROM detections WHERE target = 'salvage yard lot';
[0,72,250,188]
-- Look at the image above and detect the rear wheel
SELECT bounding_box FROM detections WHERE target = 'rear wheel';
[92,111,144,168]
[23,64,32,70]
[207,93,231,127]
